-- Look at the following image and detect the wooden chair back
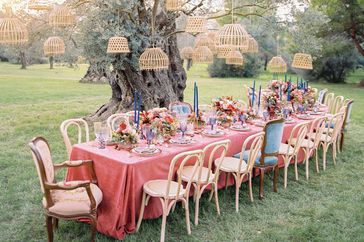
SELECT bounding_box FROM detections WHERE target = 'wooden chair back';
[29,137,54,194]
[324,112,344,143]
[324,93,334,111]
[332,95,344,114]
[60,118,89,157]
[166,149,203,199]
[106,113,131,132]
[317,89,327,104]
[342,100,354,130]
[309,116,327,148]
[287,122,309,154]
[201,139,230,183]
[169,101,193,115]
[236,132,265,173]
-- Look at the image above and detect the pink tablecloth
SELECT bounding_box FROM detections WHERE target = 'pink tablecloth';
[67,118,312,240]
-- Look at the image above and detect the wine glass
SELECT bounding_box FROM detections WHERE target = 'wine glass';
[94,122,108,149]
[283,108,289,119]
[208,116,217,132]
[180,120,187,140]
[263,111,269,122]
[144,125,156,149]
[239,113,247,126]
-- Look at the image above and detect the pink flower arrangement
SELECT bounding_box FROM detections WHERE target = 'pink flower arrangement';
[112,123,139,145]
[140,108,177,139]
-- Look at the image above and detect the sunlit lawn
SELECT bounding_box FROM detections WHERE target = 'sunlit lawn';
[0,62,363,241]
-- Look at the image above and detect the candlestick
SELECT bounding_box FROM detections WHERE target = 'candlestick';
[258,85,261,108]
[280,84,282,101]
[287,81,291,101]
[134,91,137,124]
[196,84,199,118]
[193,82,196,113]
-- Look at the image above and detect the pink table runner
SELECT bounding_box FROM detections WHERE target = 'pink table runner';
[67,118,313,240]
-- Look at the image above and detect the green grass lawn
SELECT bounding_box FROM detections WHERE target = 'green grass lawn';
[0,62,363,242]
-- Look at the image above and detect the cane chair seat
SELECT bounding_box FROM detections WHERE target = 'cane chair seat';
[181,166,215,183]
[43,182,103,216]
[292,138,315,149]
[278,143,295,156]
[143,180,185,199]
[215,157,248,173]
[308,132,332,143]
[233,151,278,166]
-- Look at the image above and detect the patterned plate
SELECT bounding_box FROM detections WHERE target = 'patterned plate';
[170,138,196,146]
[230,125,251,132]
[202,130,225,137]
[131,147,162,156]
[297,114,315,120]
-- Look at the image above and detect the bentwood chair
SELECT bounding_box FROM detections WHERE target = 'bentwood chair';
[60,118,90,157]
[312,88,318,98]
[310,112,344,171]
[106,113,131,132]
[279,122,309,188]
[339,100,354,151]
[317,89,327,104]
[298,116,326,179]
[29,137,102,242]
[136,150,203,242]
[234,119,284,199]
[181,140,230,224]
[331,95,344,114]
[169,101,193,115]
[216,132,264,211]
[324,93,335,112]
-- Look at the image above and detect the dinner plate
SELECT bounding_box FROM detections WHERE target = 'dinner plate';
[297,114,315,120]
[230,125,251,132]
[202,130,225,137]
[284,118,296,124]
[131,147,162,156]
[253,120,266,127]
[170,138,196,146]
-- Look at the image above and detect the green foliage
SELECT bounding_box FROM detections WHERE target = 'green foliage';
[208,55,261,78]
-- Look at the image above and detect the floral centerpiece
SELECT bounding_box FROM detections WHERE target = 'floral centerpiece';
[188,111,205,130]
[112,123,139,150]
[212,96,246,127]
[263,92,283,119]
[140,108,177,140]
[267,80,288,94]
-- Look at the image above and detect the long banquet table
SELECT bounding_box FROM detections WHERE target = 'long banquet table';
[67,117,315,240]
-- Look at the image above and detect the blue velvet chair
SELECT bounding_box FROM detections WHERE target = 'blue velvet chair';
[169,101,193,115]
[233,118,284,199]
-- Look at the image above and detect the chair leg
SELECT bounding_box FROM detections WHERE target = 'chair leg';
[294,156,299,181]
[225,173,230,190]
[194,185,201,225]
[136,191,147,231]
[284,165,288,189]
[305,150,309,180]
[315,149,319,173]
[259,169,265,199]
[248,174,254,202]
[45,215,53,242]
[183,198,191,235]
[332,142,337,166]
[90,215,97,242]
[322,144,327,171]
[52,218,58,231]
[234,176,240,212]
[273,165,278,193]
[340,132,344,152]
[160,202,168,242]
[214,183,220,215]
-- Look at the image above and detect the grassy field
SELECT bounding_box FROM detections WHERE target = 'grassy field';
[0,62,363,242]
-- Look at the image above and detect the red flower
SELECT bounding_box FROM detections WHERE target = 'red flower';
[119,123,127,131]
[165,115,174,124]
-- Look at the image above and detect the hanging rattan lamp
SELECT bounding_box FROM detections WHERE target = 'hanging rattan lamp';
[216,45,234,59]
[0,9,29,45]
[246,36,258,53]
[192,46,213,64]
[107,36,130,53]
[180,47,193,59]
[185,16,207,34]
[194,33,217,54]
[267,55,287,73]
[166,0,183,11]
[218,24,249,49]
[226,50,244,66]
[207,31,219,46]
[291,53,313,70]
[28,0,51,11]
[43,36,65,56]
[139,47,169,71]
[49,5,75,27]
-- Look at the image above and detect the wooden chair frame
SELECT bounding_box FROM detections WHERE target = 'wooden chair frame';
[29,137,98,242]
[106,113,131,132]
[339,100,354,151]
[169,101,193,115]
[317,89,327,104]
[332,95,344,114]
[136,149,203,242]
[60,118,89,157]
[324,93,334,112]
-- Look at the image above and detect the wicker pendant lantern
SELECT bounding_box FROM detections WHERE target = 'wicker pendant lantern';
[28,0,51,11]
[43,36,65,56]
[291,53,313,70]
[185,16,207,34]
[194,33,217,54]
[267,55,287,73]
[49,5,75,27]
[192,46,213,64]
[218,24,249,48]
[0,8,28,45]
[139,47,169,71]
[180,47,193,59]
[245,36,258,53]
[107,36,130,53]
[216,45,234,59]
[226,50,244,66]
[207,31,219,46]
[166,0,183,11]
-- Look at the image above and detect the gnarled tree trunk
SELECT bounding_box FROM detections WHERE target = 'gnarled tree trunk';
[19,51,26,70]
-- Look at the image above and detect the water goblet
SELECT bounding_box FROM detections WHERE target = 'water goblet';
[179,120,188,140]
[208,116,217,132]
[239,113,247,126]
[263,111,269,122]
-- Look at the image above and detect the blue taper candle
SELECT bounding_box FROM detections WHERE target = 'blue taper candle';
[134,91,137,124]
[280,84,282,100]
[196,84,199,118]
[287,81,291,101]
[193,82,196,113]
[258,85,261,108]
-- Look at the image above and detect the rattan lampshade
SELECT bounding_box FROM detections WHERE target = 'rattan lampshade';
[226,50,244,66]
[194,33,217,54]
[207,31,219,46]
[28,0,51,11]
[43,36,65,56]
[267,55,287,73]
[218,24,249,48]
[216,45,234,59]
[0,17,28,45]
[49,5,75,27]
[139,47,169,71]
[180,47,193,59]
[246,36,258,53]
[166,0,183,11]
[291,53,313,70]
[192,46,213,64]
[185,16,207,34]
[107,36,130,53]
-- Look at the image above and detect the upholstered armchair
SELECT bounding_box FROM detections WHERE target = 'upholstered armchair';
[29,137,102,242]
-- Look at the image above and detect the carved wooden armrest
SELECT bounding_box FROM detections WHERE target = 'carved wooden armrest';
[54,160,98,184]
[44,181,97,211]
